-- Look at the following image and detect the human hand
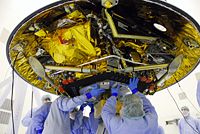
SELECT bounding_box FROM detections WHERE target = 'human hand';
[80,103,87,111]
[128,77,139,94]
[111,84,120,97]
[86,84,105,99]
[109,81,115,87]
[90,84,105,97]
[36,128,43,134]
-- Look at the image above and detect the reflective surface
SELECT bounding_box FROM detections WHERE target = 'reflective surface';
[7,0,200,96]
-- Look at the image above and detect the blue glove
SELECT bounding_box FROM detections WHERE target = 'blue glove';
[86,84,105,99]
[128,77,139,94]
[109,81,115,87]
[80,103,87,111]
[111,84,120,97]
[88,102,94,113]
[36,129,43,134]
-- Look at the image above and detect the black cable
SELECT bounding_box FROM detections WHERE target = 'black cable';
[173,76,200,114]
[30,87,34,118]
[167,88,199,134]
[11,53,20,134]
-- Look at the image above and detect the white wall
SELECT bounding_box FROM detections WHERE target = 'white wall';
[167,0,200,24]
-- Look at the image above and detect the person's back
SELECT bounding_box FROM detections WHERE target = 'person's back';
[112,116,157,134]
[101,78,158,134]
[26,102,52,134]
[43,97,72,134]
[102,93,158,134]
[43,85,105,134]
[72,103,99,134]
[72,113,95,134]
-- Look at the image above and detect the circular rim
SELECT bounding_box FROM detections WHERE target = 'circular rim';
[6,0,200,93]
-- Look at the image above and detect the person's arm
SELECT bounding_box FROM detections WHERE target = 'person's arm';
[178,120,182,134]
[21,111,32,127]
[86,102,99,133]
[71,111,84,131]
[88,112,99,133]
[32,103,51,123]
[128,77,156,114]
[21,108,38,127]
[57,95,88,112]
[58,85,105,112]
[101,96,122,134]
[194,118,200,132]
[136,92,157,116]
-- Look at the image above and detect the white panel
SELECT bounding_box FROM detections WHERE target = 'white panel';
[0,27,10,44]
[7,75,27,134]
[0,83,12,108]
[0,76,11,87]
[0,111,11,124]
[0,99,12,111]
[195,72,200,80]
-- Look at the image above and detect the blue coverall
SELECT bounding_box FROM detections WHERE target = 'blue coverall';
[71,111,98,134]
[178,116,200,134]
[26,102,52,134]
[101,93,158,134]
[42,95,89,134]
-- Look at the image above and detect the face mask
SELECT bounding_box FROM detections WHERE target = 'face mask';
[43,99,50,104]
[182,110,189,117]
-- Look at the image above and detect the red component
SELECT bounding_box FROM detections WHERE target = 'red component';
[58,36,64,44]
[62,78,74,85]
[58,36,69,44]
[145,78,152,83]
[58,86,65,93]
[67,79,74,83]
[148,84,156,91]
[140,76,153,83]
[62,79,69,85]
[140,76,147,82]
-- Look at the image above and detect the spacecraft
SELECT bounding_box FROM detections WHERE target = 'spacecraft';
[6,0,200,97]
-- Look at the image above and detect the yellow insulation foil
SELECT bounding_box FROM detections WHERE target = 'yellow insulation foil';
[157,23,200,91]
[7,1,200,95]
[94,99,122,118]
[41,21,97,65]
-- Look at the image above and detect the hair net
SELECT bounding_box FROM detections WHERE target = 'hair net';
[181,106,189,111]
[41,94,52,102]
[121,94,144,118]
